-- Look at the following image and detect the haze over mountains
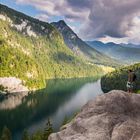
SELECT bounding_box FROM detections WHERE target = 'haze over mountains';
[120,43,140,49]
[86,41,140,64]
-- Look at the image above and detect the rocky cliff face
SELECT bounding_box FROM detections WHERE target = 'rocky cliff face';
[49,90,140,140]
[0,77,28,93]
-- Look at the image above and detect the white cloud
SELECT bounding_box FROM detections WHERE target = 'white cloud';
[35,14,49,22]
[98,16,140,44]
[127,16,140,44]
[14,0,140,43]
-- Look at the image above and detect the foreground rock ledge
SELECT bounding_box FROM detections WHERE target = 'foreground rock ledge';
[49,90,140,140]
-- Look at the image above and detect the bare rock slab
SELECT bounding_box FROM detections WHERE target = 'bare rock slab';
[0,77,28,93]
[49,90,140,140]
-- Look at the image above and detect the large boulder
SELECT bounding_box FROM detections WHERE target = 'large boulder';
[49,90,140,140]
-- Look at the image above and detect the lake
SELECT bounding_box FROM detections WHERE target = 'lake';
[0,77,103,140]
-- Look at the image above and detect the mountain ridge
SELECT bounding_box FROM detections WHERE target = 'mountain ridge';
[87,40,140,63]
[51,20,120,67]
[0,4,105,90]
[86,40,140,48]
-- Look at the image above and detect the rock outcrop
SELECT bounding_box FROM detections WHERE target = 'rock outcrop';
[49,90,140,140]
[0,77,28,93]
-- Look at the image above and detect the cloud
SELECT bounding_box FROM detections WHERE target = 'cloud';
[79,0,140,40]
[98,16,140,44]
[15,0,140,43]
[15,0,89,20]
[126,16,140,44]
[35,14,49,22]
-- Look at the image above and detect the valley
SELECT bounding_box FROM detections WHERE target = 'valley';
[87,41,140,64]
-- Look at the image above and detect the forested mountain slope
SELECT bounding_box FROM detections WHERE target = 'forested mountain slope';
[0,4,103,90]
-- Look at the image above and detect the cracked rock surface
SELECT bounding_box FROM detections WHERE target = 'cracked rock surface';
[49,90,140,140]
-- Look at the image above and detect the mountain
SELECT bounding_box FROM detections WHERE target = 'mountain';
[86,41,140,63]
[51,20,120,67]
[0,4,105,90]
[101,63,140,93]
[121,43,140,49]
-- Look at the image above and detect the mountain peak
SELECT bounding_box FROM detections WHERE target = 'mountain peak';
[51,20,119,67]
[52,20,67,27]
[51,20,77,38]
[58,20,66,25]
[106,42,118,46]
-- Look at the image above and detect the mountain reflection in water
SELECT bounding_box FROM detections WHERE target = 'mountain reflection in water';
[0,77,103,140]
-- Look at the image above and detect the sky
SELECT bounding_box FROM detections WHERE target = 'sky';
[1,0,140,44]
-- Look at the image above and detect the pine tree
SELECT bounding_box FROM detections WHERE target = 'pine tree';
[43,119,53,140]
[22,130,30,140]
[31,131,43,140]
[0,126,12,140]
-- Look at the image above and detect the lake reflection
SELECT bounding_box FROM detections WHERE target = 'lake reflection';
[0,78,103,140]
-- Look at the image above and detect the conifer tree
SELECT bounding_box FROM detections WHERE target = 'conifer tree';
[31,131,43,140]
[0,126,12,140]
[22,130,30,140]
[43,119,53,140]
